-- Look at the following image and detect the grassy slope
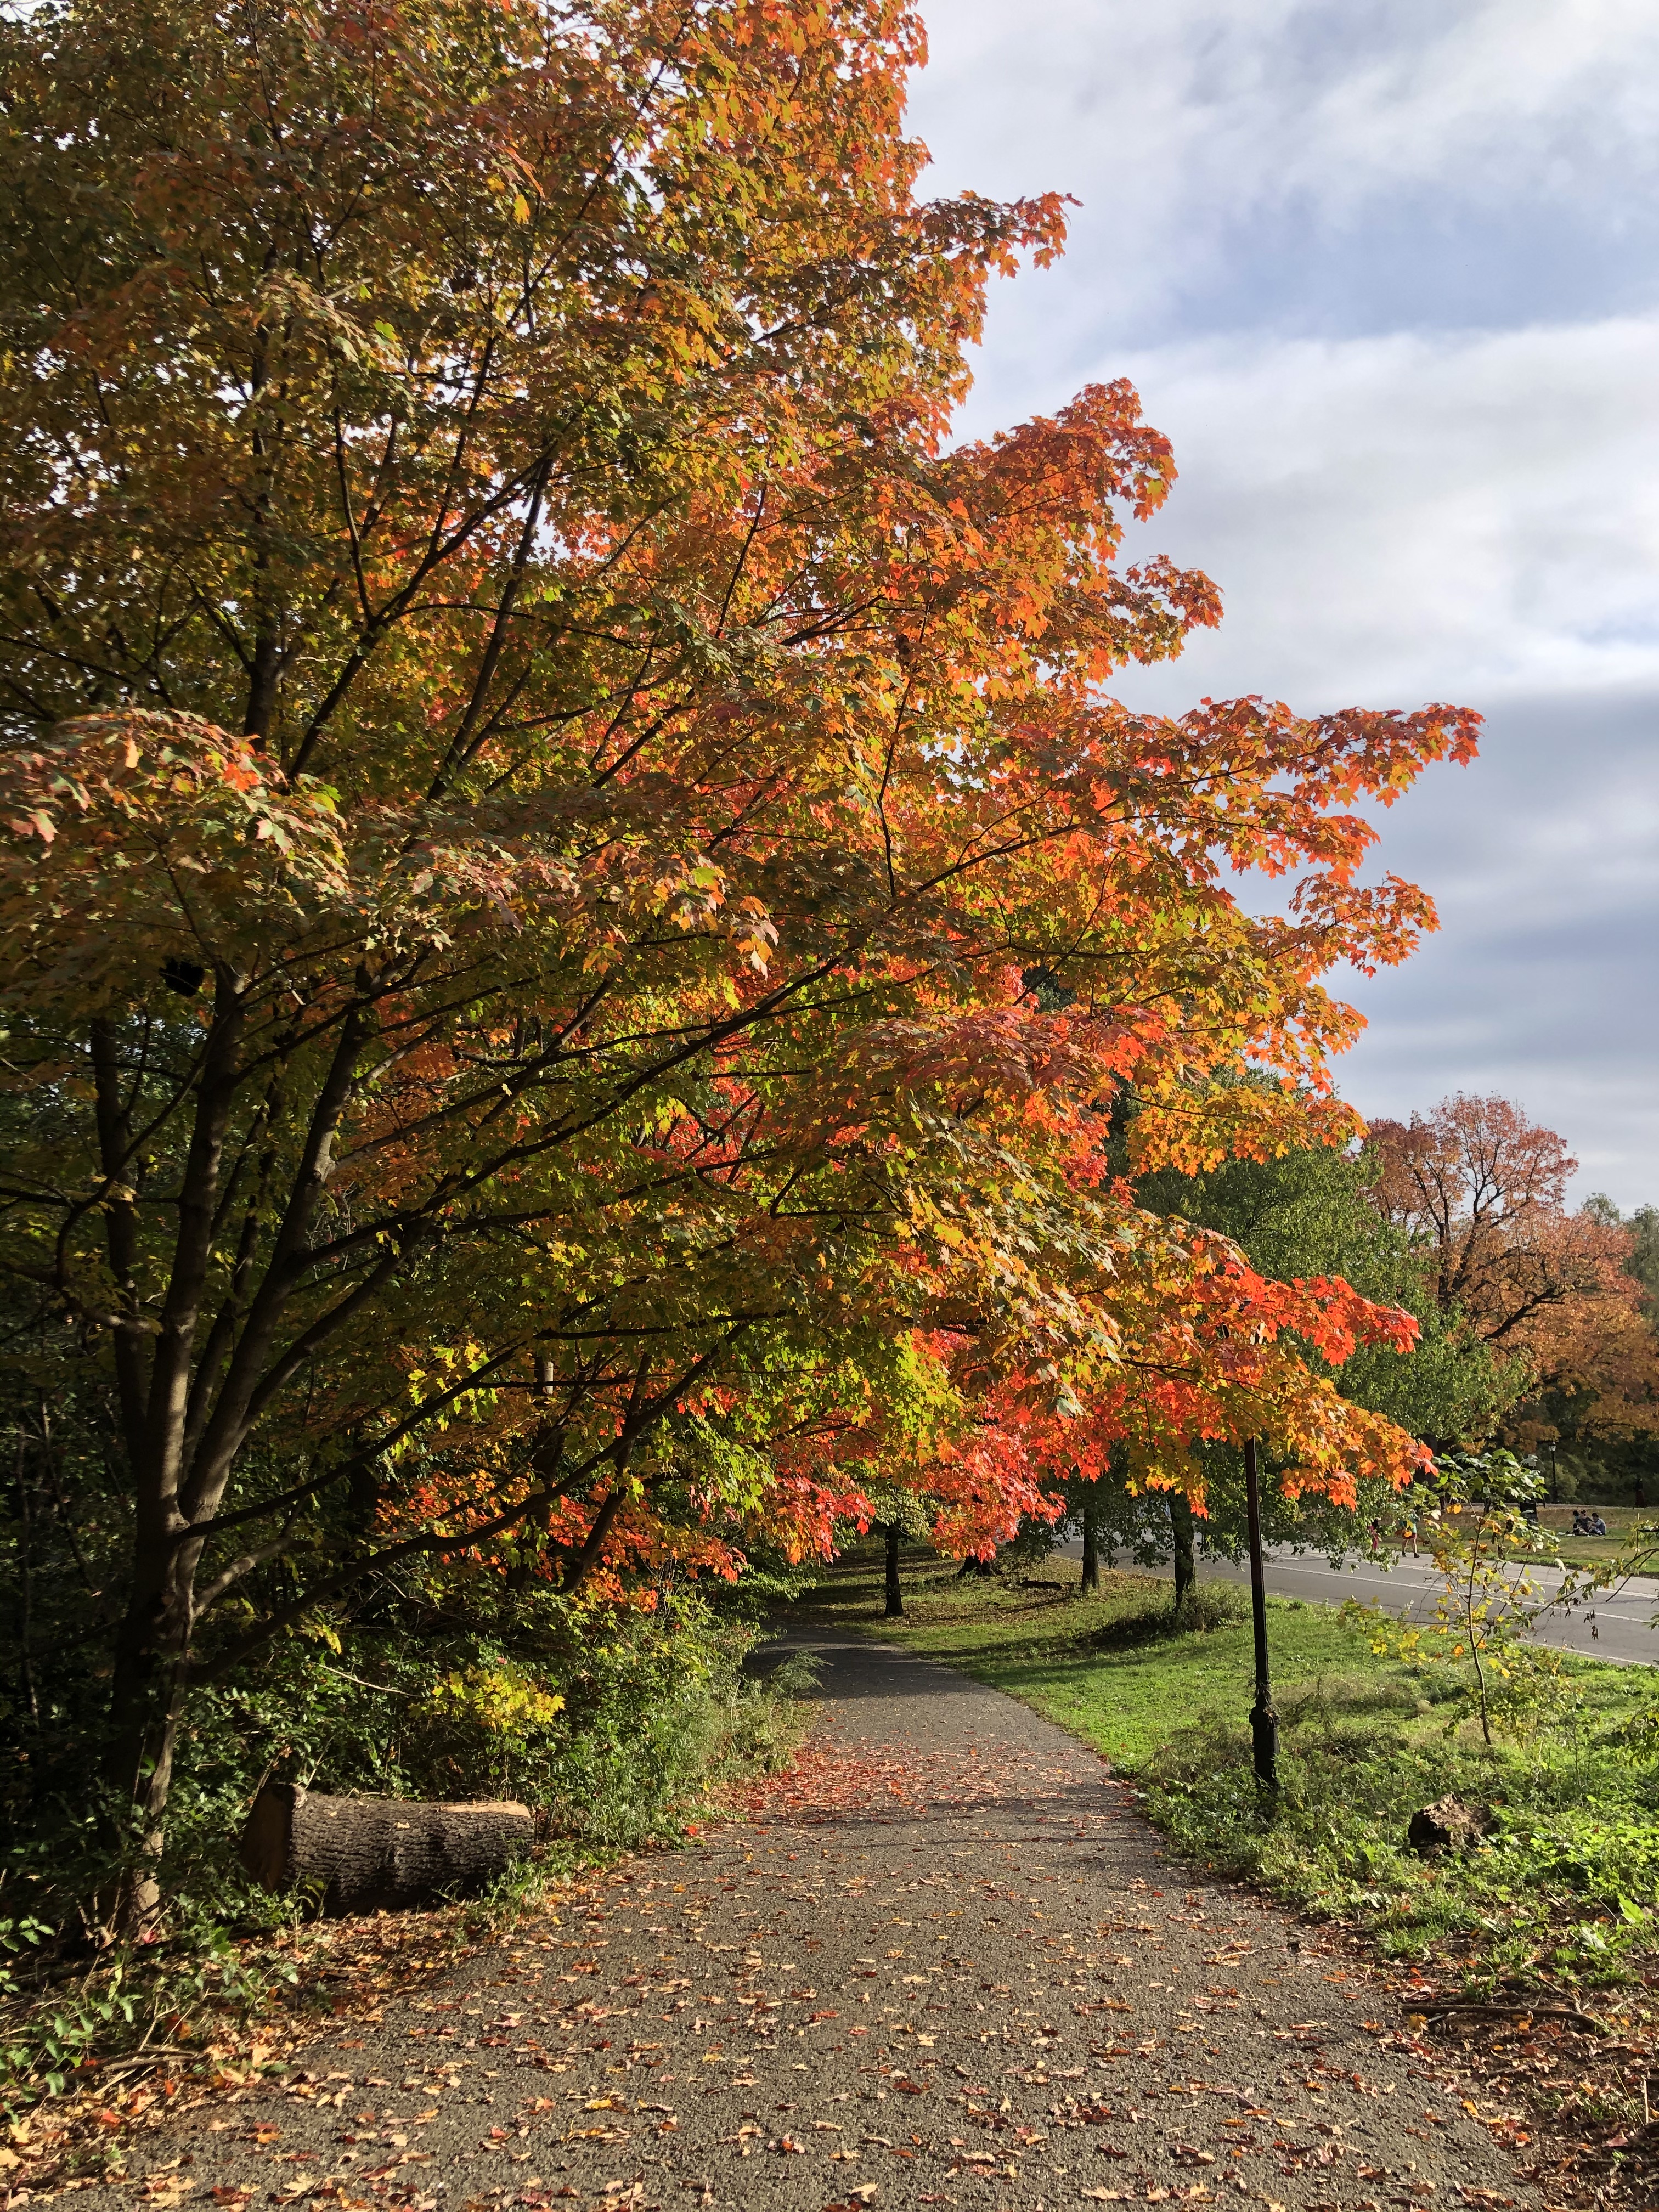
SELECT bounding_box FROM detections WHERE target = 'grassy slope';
[793,1553,1659,2004]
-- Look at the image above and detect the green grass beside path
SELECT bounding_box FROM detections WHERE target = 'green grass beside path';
[792,1553,1659,2007]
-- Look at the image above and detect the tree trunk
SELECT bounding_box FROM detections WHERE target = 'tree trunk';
[1080,1493,1101,1593]
[1170,1493,1196,1611]
[883,1522,904,1618]
[240,1782,533,1915]
[101,1526,201,1932]
[93,996,369,1923]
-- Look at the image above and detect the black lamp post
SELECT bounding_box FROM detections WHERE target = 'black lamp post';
[1244,1438,1278,1791]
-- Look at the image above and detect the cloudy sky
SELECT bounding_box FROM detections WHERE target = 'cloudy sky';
[907,0,1659,1209]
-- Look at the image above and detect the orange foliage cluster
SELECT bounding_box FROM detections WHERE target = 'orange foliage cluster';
[1371,1094,1658,1443]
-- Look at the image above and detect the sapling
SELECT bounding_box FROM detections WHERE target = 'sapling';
[1349,1449,1573,1745]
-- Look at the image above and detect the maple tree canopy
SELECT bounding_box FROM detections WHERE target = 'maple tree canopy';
[0,0,1480,1853]
[1371,1096,1659,1446]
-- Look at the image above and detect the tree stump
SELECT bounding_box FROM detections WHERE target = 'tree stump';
[1407,1795,1495,1857]
[239,1782,534,1915]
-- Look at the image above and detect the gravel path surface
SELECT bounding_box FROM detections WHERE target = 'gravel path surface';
[78,1631,1539,2212]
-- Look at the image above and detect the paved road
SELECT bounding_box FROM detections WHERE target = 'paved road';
[1206,1548,1659,1667]
[76,1633,1538,2212]
[1060,1540,1659,1666]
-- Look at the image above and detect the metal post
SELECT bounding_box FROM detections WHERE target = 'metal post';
[1244,1438,1278,1791]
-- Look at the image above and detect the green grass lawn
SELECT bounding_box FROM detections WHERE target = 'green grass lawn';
[792,1551,1659,2006]
[798,1551,1379,1764]
[1491,1534,1658,1572]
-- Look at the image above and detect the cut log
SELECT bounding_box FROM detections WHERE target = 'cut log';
[239,1782,533,1915]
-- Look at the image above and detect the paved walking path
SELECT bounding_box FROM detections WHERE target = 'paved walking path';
[80,1634,1538,2212]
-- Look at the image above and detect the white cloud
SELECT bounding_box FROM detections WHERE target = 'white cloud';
[1092,322,1659,1208]
[913,0,1659,212]
[1226,0,1659,206]
[911,0,1659,348]
[1110,316,1659,710]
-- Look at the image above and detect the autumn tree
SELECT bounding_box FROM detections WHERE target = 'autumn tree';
[1370,1096,1659,1458]
[1139,1112,1522,1446]
[1500,1198,1658,1491]
[1371,1094,1624,1337]
[1615,1200,1659,1307]
[0,0,1479,1910]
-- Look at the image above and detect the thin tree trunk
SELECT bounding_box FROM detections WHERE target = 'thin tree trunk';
[883,1523,904,1618]
[507,1424,566,1592]
[14,1429,38,1723]
[96,985,259,1927]
[90,1019,149,1446]
[1080,1492,1101,1593]
[1465,1543,1492,1745]
[1170,1493,1196,1612]
[95,986,381,1930]
[242,283,283,748]
[562,1485,625,1595]
[102,1523,200,1931]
